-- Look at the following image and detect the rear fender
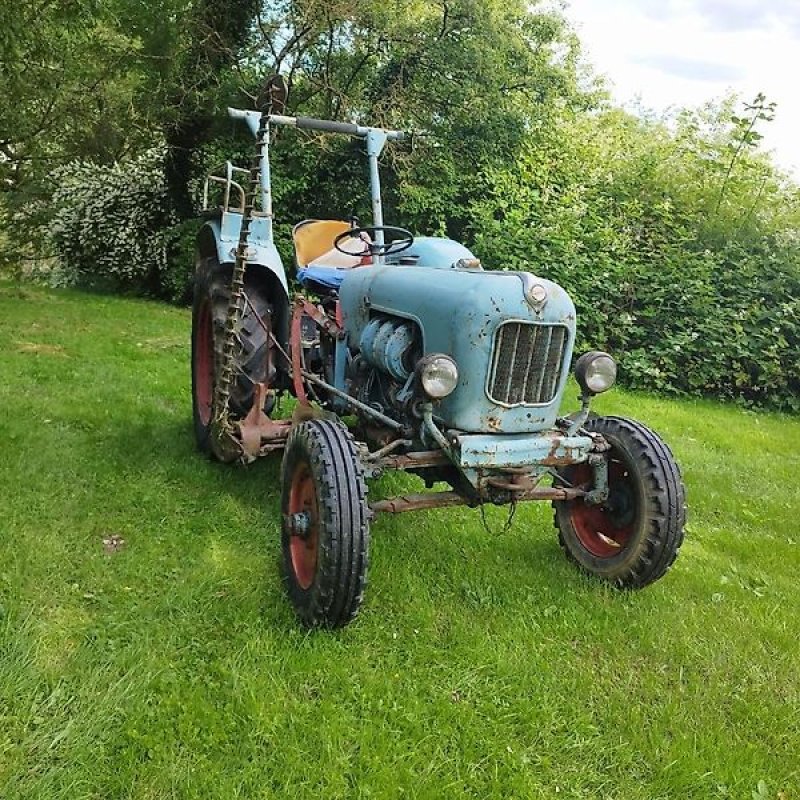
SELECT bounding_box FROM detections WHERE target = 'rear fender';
[197,212,288,295]
[196,216,290,353]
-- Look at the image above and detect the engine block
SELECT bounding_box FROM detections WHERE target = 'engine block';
[358,316,419,381]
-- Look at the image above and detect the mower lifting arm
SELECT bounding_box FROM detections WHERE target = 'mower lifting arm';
[227,107,404,260]
[227,107,405,142]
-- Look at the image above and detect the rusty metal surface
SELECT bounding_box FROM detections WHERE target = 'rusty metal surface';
[236,382,292,461]
[289,301,309,407]
[370,492,467,513]
[371,485,585,514]
[297,296,343,339]
[541,434,587,466]
[455,430,594,471]
[374,450,451,471]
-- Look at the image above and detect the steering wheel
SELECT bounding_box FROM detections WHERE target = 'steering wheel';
[333,225,414,258]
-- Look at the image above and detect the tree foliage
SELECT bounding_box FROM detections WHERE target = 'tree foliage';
[468,98,800,409]
[2,0,798,409]
[0,1,140,193]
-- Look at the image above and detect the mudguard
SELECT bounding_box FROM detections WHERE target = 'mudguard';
[197,211,291,353]
[199,211,289,297]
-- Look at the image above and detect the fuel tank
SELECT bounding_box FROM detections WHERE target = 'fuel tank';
[338,240,576,434]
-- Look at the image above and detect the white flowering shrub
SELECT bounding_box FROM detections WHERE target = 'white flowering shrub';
[49,148,190,298]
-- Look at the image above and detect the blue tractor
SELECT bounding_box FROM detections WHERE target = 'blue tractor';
[191,80,686,627]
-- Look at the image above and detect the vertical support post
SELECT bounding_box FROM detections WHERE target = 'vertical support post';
[585,453,610,504]
[365,130,388,265]
[332,337,350,414]
[259,120,274,245]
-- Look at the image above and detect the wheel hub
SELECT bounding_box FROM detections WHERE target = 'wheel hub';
[287,511,312,540]
[567,457,639,559]
[287,464,319,590]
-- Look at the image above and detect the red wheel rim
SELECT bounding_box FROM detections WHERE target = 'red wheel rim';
[567,455,639,559]
[288,463,319,590]
[195,300,214,426]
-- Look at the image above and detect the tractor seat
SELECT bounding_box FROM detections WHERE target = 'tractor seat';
[292,219,371,293]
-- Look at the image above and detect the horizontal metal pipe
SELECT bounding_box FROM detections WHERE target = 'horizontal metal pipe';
[364,439,413,462]
[371,486,586,514]
[299,370,405,432]
[228,108,405,140]
[374,450,451,471]
[370,492,467,514]
[509,486,585,501]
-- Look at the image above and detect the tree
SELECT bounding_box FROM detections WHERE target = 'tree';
[0,0,257,258]
[233,0,589,238]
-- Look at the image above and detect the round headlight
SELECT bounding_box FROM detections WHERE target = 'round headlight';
[575,351,617,395]
[418,354,459,399]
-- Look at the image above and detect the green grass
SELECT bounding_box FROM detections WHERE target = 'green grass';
[1,283,798,799]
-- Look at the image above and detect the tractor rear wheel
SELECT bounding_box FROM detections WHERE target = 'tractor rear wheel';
[191,256,275,459]
[280,420,370,628]
[553,416,686,588]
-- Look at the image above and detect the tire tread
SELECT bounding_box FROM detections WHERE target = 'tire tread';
[281,420,370,628]
[554,415,686,589]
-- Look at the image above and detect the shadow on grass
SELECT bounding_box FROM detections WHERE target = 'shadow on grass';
[93,415,282,497]
[83,414,610,625]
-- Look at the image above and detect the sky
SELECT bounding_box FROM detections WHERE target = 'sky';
[562,0,800,176]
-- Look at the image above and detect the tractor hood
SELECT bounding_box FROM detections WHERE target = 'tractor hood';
[339,252,577,434]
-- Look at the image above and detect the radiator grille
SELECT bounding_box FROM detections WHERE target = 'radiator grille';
[488,322,568,406]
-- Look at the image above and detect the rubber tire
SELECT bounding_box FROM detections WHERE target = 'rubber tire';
[281,420,370,628]
[553,415,686,588]
[191,256,274,457]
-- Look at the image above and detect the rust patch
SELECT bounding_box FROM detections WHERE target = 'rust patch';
[237,382,292,461]
[296,296,342,338]
[371,492,466,514]
[538,436,583,467]
[539,452,582,467]
[376,450,450,471]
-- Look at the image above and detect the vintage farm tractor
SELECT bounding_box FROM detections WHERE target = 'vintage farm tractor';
[191,83,686,627]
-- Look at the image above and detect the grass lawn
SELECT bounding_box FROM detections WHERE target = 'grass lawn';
[0,283,798,799]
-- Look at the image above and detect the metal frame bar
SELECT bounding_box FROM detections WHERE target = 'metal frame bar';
[227,107,404,253]
[202,161,249,213]
[371,485,586,514]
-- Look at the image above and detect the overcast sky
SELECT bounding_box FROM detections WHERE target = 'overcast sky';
[562,0,800,177]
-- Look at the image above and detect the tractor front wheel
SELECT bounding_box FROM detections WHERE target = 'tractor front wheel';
[280,420,370,627]
[554,416,686,588]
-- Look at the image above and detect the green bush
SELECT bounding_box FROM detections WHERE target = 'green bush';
[49,149,196,302]
[466,104,800,411]
[44,97,799,411]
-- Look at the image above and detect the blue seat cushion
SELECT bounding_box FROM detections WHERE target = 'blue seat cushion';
[297,265,350,292]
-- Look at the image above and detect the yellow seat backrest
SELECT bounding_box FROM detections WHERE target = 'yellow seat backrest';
[292,220,353,267]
